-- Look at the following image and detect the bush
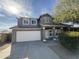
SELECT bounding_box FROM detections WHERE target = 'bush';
[59,31,79,50]
[6,33,12,42]
[0,34,7,43]
[0,33,12,43]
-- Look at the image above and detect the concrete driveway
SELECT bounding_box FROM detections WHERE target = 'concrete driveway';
[5,41,60,59]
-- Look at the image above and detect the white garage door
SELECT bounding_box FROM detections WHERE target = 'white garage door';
[16,31,41,42]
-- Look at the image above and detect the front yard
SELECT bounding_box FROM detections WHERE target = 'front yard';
[59,31,79,50]
[0,33,11,47]
[0,44,11,59]
[49,42,79,59]
[48,31,79,59]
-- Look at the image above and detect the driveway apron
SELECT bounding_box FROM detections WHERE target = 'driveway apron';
[9,41,60,59]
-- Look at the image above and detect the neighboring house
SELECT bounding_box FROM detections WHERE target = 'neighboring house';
[63,22,79,28]
[63,21,79,31]
[11,14,63,42]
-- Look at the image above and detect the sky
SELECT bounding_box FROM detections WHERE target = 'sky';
[0,0,57,31]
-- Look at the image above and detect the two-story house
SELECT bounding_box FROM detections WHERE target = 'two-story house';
[11,14,62,42]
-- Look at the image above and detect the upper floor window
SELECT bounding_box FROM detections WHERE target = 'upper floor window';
[23,19,29,25]
[43,17,50,23]
[31,20,37,25]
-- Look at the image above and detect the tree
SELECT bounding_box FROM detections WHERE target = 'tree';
[54,0,79,23]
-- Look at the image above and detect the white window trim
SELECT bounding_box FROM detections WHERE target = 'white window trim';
[22,19,29,25]
[31,20,37,25]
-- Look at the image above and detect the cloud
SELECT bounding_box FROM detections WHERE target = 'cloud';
[0,21,16,31]
[0,0,33,17]
[0,13,6,17]
[0,16,17,31]
[0,0,33,31]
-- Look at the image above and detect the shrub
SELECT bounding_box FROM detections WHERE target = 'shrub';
[0,33,12,43]
[0,34,7,43]
[59,31,79,50]
[6,33,12,42]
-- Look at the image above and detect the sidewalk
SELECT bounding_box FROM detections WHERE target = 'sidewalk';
[0,44,11,59]
[0,43,10,51]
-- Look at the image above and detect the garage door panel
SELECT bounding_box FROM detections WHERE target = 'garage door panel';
[16,31,41,42]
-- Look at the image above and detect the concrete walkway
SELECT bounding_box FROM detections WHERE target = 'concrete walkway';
[5,41,60,59]
[0,45,11,59]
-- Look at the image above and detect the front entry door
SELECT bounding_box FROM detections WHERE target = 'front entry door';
[45,29,53,40]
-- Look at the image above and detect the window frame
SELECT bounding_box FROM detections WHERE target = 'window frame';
[31,20,37,25]
[22,18,29,25]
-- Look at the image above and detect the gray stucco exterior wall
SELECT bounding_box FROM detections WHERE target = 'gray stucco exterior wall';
[12,30,16,43]
[18,17,39,28]
[41,29,43,41]
[39,14,53,25]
